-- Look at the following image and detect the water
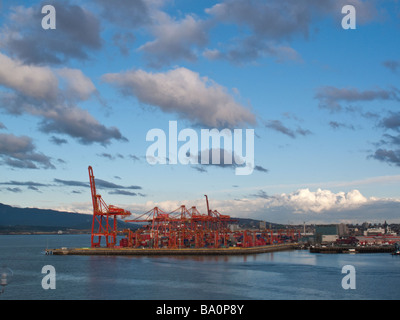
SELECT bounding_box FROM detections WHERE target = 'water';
[0,234,399,300]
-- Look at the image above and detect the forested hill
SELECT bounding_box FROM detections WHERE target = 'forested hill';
[0,203,93,232]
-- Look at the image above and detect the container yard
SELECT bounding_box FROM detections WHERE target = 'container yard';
[46,166,300,256]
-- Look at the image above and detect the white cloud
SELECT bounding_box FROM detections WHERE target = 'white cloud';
[271,188,368,213]
[120,188,400,224]
[0,52,97,103]
[0,52,125,146]
[56,187,400,224]
[203,0,379,64]
[1,2,102,64]
[0,52,58,101]
[56,68,97,101]
[139,13,210,67]
[103,67,256,128]
[0,133,54,169]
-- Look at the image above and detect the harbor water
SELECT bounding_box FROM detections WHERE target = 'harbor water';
[1,234,399,300]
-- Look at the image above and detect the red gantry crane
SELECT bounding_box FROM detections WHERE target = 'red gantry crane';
[88,166,131,248]
[88,166,300,249]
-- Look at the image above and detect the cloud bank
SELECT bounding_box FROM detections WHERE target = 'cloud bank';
[117,188,400,224]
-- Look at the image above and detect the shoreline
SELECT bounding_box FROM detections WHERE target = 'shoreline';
[0,230,91,235]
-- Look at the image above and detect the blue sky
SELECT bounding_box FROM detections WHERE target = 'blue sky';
[1,0,400,224]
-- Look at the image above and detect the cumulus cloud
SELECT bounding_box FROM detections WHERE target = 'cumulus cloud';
[102,67,256,128]
[0,133,54,169]
[139,13,210,68]
[56,68,97,101]
[94,0,210,67]
[269,188,368,213]
[94,0,379,67]
[54,187,400,223]
[245,188,390,222]
[0,52,126,145]
[38,105,126,145]
[0,53,58,101]
[1,1,101,65]
[204,0,378,64]
[122,187,399,223]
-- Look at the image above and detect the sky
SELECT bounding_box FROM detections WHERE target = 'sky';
[0,0,400,224]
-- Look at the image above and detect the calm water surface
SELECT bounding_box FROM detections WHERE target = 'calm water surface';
[0,234,399,300]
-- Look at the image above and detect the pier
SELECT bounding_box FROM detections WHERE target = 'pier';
[45,243,297,256]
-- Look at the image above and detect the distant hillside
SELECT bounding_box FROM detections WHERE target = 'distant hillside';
[0,203,92,232]
[0,203,282,234]
[0,203,135,234]
[234,217,284,229]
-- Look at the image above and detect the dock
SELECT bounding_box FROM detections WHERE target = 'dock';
[45,244,297,256]
[309,245,395,254]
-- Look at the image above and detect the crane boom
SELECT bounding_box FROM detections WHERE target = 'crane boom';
[205,195,210,216]
[88,166,98,212]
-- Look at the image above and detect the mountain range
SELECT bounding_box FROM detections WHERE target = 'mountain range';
[0,203,94,233]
